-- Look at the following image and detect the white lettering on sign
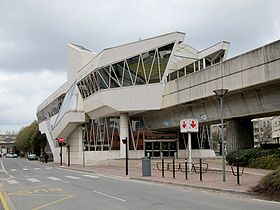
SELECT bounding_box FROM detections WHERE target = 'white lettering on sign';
[180,119,199,133]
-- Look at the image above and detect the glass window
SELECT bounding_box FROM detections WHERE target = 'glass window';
[126,55,140,85]
[148,50,161,84]
[136,55,147,85]
[96,70,108,89]
[169,71,177,81]
[143,50,155,83]
[110,64,121,88]
[158,43,174,78]
[178,68,185,78]
[186,63,194,74]
[122,61,133,87]
[98,68,109,88]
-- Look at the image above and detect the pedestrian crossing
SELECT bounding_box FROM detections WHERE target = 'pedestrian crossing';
[8,167,52,172]
[4,174,100,184]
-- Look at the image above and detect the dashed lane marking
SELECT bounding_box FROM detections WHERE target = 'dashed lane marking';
[46,177,62,181]
[6,180,18,184]
[93,190,125,202]
[10,169,16,172]
[82,175,99,179]
[27,178,41,183]
[65,176,80,180]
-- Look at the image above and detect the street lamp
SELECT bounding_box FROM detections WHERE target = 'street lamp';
[213,88,228,182]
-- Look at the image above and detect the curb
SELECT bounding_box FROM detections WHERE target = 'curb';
[59,166,253,196]
[129,176,253,196]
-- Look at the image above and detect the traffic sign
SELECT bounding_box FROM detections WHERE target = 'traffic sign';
[180,119,199,133]
[58,138,65,143]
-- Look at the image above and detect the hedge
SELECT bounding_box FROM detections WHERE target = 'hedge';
[226,148,280,169]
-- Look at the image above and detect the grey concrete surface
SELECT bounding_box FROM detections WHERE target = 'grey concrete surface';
[0,158,279,210]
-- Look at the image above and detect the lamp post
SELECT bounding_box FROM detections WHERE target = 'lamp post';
[213,88,228,182]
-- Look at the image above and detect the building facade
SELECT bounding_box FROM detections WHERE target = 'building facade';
[0,134,17,156]
[37,32,229,165]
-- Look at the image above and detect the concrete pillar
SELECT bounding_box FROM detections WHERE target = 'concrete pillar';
[226,119,254,153]
[120,113,129,158]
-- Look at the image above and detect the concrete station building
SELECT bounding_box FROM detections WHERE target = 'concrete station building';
[37,31,280,165]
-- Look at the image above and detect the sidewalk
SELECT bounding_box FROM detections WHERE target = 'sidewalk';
[56,158,273,195]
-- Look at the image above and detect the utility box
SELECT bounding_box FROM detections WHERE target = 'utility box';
[142,156,151,176]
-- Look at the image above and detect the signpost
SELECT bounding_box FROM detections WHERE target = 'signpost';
[180,119,199,171]
[58,138,65,166]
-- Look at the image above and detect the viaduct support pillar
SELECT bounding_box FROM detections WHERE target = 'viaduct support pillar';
[120,113,129,158]
[226,118,254,153]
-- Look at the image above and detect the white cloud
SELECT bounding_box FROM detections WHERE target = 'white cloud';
[0,0,280,133]
[0,70,66,132]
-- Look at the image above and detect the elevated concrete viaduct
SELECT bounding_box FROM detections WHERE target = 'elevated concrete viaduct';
[142,40,280,152]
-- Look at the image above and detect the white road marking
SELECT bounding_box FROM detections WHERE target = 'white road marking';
[10,169,16,172]
[22,168,29,171]
[0,160,14,178]
[34,168,41,170]
[27,178,40,183]
[252,199,280,205]
[93,190,126,202]
[46,177,62,181]
[83,175,99,179]
[6,179,18,184]
[65,176,80,180]
[0,160,5,171]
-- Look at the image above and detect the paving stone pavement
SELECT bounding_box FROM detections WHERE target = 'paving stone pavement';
[54,158,274,196]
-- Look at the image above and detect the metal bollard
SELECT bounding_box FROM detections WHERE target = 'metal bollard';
[173,158,175,179]
[185,159,188,180]
[199,159,203,181]
[162,158,164,178]
[236,158,240,185]
[230,157,244,185]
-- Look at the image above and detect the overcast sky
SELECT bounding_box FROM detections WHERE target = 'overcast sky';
[0,0,280,133]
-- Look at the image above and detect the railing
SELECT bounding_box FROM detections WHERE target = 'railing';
[156,159,209,181]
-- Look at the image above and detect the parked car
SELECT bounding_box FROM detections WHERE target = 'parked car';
[28,154,38,160]
[13,154,18,158]
[6,153,14,158]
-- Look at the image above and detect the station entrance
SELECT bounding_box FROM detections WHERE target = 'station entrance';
[144,137,178,158]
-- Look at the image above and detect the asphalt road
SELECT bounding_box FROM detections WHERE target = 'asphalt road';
[0,157,279,210]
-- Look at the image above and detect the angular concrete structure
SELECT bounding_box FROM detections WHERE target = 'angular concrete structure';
[37,32,280,165]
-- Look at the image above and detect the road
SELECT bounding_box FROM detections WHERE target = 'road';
[0,158,279,210]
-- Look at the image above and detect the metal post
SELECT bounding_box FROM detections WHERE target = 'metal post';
[60,144,62,166]
[67,145,70,167]
[185,159,188,180]
[220,96,226,182]
[172,158,175,179]
[199,159,202,181]
[214,89,228,183]
[161,154,164,178]
[125,139,128,176]
[237,162,240,185]
[82,142,85,167]
[188,133,192,171]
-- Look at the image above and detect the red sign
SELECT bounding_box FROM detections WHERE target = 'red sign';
[58,138,65,143]
[180,119,199,133]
